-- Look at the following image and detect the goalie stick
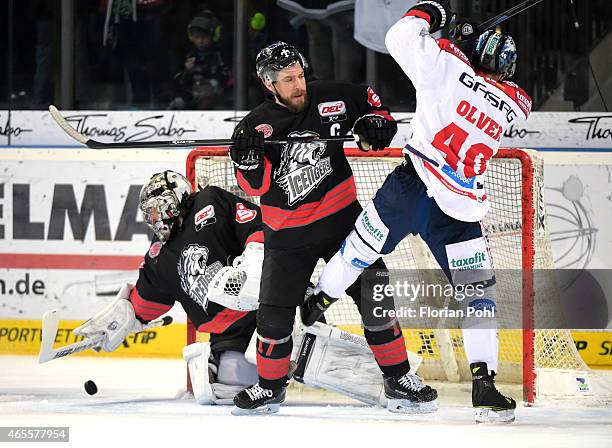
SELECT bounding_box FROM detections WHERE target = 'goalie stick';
[38,309,173,363]
[48,105,356,149]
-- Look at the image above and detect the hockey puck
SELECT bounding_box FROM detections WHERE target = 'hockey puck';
[84,380,98,395]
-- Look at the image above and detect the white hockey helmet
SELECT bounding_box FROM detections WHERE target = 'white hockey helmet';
[139,171,192,244]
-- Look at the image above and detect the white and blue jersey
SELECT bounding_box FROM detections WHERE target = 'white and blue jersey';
[385,14,532,222]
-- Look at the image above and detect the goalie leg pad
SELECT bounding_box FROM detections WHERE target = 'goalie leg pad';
[217,350,258,386]
[183,342,215,405]
[213,351,258,405]
[292,322,422,406]
[184,344,259,405]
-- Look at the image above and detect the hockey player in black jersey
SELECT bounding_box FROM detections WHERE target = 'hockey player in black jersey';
[230,41,437,415]
[73,170,265,404]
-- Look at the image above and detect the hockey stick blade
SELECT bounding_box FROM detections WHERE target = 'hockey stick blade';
[48,105,355,149]
[478,0,544,32]
[38,310,173,363]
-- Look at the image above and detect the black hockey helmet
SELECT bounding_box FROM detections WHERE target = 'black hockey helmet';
[472,30,517,81]
[255,41,308,83]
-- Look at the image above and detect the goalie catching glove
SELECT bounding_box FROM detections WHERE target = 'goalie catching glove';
[406,0,455,34]
[207,242,264,311]
[230,126,265,171]
[353,113,397,152]
[73,283,142,352]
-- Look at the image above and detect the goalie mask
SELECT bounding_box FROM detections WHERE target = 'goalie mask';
[139,171,192,244]
[472,30,517,81]
[255,41,309,84]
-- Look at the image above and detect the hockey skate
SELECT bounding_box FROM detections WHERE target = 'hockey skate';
[384,372,438,414]
[300,290,336,326]
[231,383,286,416]
[471,362,516,423]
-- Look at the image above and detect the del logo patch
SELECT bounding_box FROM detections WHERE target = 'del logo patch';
[318,101,346,116]
[235,203,257,223]
[194,205,216,231]
[148,241,162,258]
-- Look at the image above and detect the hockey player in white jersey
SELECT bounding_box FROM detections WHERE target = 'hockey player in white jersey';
[303,0,532,423]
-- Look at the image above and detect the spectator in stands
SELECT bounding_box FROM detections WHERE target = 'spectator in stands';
[31,0,94,109]
[276,0,364,83]
[169,10,231,110]
[101,0,172,108]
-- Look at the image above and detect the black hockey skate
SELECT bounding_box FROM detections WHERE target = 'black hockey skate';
[384,372,438,414]
[300,290,336,326]
[471,362,516,423]
[231,383,286,416]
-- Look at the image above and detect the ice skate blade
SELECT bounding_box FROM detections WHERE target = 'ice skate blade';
[474,407,515,423]
[231,403,281,416]
[386,398,438,414]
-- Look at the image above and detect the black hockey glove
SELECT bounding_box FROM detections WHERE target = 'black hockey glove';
[353,114,398,151]
[407,0,455,34]
[230,126,265,171]
[450,19,480,59]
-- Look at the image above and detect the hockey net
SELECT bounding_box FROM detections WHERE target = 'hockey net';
[186,146,611,405]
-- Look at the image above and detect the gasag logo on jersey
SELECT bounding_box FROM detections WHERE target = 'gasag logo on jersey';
[194,205,216,231]
[177,244,223,309]
[255,123,273,138]
[459,72,517,122]
[441,164,475,188]
[274,131,333,205]
[235,202,257,223]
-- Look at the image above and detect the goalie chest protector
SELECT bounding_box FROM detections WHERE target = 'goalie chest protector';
[136,186,261,328]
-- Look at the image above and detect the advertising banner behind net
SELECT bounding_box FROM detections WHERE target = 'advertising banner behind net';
[1,110,611,149]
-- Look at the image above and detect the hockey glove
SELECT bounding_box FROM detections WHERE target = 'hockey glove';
[73,284,142,352]
[450,19,480,59]
[353,113,397,151]
[230,126,265,171]
[407,0,455,34]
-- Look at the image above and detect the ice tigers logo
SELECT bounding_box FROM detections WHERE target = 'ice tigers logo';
[177,244,223,310]
[274,131,333,205]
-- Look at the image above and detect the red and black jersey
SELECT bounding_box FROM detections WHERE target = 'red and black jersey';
[234,80,392,249]
[130,186,263,334]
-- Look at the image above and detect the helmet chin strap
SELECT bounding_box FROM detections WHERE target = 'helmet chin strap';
[271,82,288,108]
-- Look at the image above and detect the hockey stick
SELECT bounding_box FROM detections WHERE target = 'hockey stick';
[38,309,173,363]
[48,105,356,149]
[478,0,545,32]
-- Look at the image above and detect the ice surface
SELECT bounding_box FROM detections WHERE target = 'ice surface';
[1,355,611,448]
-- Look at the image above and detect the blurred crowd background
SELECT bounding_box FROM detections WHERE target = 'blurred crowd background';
[0,0,610,113]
